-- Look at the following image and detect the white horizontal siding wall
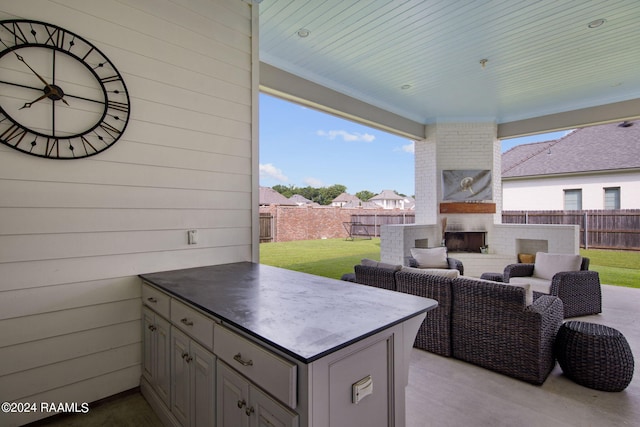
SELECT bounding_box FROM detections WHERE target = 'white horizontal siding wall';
[503,171,640,210]
[0,1,255,425]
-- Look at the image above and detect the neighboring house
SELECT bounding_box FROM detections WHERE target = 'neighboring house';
[403,196,416,210]
[342,199,379,208]
[370,190,407,209]
[289,194,315,206]
[331,192,361,207]
[259,186,297,206]
[502,121,640,210]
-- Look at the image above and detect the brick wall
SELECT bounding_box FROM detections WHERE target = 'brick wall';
[259,205,413,242]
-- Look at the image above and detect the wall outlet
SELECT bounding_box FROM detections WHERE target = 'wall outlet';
[187,230,198,245]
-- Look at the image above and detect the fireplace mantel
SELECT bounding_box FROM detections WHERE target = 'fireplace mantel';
[440,202,496,214]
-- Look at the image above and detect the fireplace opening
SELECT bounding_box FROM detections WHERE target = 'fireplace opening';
[445,231,486,253]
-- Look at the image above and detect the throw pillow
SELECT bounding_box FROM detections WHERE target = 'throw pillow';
[533,252,582,280]
[410,247,449,269]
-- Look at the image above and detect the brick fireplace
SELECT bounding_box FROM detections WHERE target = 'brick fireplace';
[445,231,487,253]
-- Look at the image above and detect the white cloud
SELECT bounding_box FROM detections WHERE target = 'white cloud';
[393,140,415,153]
[304,177,324,187]
[402,141,415,153]
[259,163,288,182]
[317,129,375,142]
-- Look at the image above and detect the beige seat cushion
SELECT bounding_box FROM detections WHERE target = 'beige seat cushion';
[410,247,449,268]
[510,276,550,295]
[532,252,582,280]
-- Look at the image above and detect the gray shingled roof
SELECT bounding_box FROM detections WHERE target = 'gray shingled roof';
[289,194,313,204]
[370,190,404,200]
[259,187,297,205]
[332,192,360,203]
[502,121,640,178]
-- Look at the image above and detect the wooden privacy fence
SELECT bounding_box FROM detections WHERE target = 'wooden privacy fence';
[350,213,416,237]
[259,213,273,243]
[261,208,639,249]
[502,210,640,250]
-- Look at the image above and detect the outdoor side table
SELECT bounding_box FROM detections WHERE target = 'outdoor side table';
[554,321,634,392]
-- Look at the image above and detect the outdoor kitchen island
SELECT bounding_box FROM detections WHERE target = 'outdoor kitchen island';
[139,262,436,427]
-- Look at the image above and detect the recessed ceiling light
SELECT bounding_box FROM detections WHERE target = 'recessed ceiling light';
[588,18,606,28]
[297,28,310,38]
[400,84,412,90]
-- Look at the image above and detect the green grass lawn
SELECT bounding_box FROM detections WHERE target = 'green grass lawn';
[259,238,382,280]
[260,238,640,288]
[580,249,640,288]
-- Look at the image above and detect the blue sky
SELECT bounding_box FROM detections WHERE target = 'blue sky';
[259,93,570,196]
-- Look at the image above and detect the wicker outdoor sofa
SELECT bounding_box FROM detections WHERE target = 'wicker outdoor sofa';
[348,264,565,385]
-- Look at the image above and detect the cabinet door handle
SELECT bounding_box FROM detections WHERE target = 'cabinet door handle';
[245,406,255,417]
[148,324,157,331]
[181,352,193,363]
[233,353,253,366]
[180,318,194,326]
[147,297,157,303]
[237,399,246,409]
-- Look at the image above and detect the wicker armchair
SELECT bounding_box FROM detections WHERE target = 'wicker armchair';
[395,270,453,356]
[503,257,602,318]
[451,277,564,385]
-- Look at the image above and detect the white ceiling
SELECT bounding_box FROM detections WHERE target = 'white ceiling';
[258,0,640,129]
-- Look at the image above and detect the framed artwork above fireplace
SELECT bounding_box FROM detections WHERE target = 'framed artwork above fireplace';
[442,169,492,201]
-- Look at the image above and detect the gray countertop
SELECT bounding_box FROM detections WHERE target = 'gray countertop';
[140,262,436,363]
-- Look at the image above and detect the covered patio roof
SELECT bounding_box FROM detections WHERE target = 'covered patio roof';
[258,1,640,139]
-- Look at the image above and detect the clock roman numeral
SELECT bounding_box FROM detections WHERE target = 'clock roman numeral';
[107,100,130,113]
[43,26,67,50]
[0,21,29,46]
[46,138,60,158]
[80,135,98,156]
[100,74,122,84]
[82,46,95,61]
[98,121,123,138]
[0,123,28,147]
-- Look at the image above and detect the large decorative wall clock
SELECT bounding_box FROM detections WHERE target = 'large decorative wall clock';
[0,19,130,159]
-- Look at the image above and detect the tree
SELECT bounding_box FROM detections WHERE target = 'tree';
[355,190,376,201]
[320,184,347,205]
[272,184,296,198]
[270,184,347,205]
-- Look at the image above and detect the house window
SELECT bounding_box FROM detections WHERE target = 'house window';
[604,187,621,209]
[564,189,582,210]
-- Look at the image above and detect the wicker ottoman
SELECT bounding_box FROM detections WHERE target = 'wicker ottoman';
[554,321,634,392]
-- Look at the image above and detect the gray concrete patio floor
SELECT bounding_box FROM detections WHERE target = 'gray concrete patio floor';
[406,284,639,427]
[34,284,638,427]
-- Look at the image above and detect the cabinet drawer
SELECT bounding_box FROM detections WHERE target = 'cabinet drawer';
[171,299,214,350]
[142,283,170,319]
[214,325,297,409]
